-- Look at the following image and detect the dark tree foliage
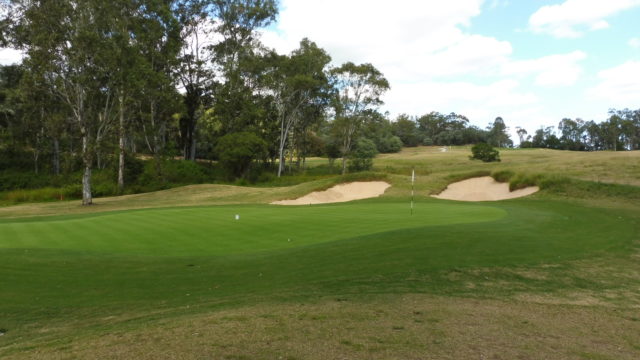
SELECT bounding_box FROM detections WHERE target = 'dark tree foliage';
[470,143,500,162]
[215,131,267,177]
[348,137,377,171]
[519,109,640,151]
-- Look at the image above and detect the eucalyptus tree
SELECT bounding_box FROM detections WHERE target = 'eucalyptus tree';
[107,0,183,189]
[210,0,277,92]
[132,1,182,169]
[558,118,586,151]
[208,0,278,138]
[330,62,389,174]
[173,0,276,160]
[515,126,528,144]
[3,0,124,204]
[289,39,332,169]
[487,116,512,148]
[0,64,22,148]
[174,0,214,160]
[262,39,331,177]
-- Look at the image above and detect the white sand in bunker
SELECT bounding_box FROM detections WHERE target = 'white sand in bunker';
[272,181,391,205]
[432,176,539,202]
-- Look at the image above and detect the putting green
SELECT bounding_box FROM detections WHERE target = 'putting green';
[0,201,505,256]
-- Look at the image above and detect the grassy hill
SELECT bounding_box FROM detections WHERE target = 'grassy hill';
[1,147,639,359]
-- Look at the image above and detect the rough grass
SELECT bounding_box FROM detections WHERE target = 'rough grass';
[6,294,639,360]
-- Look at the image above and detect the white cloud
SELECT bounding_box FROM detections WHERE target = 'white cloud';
[502,51,587,87]
[629,37,640,48]
[258,0,625,144]
[0,48,24,65]
[263,0,488,69]
[384,79,538,125]
[529,0,640,38]
[587,61,640,106]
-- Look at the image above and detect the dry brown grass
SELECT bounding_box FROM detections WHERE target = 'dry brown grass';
[7,294,639,360]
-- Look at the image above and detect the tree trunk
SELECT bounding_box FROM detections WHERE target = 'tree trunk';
[277,111,287,178]
[190,125,197,161]
[81,124,93,206]
[117,94,125,192]
[52,138,60,175]
[33,149,39,174]
[341,134,350,175]
[96,150,102,170]
[182,89,199,161]
[277,152,285,177]
[82,164,92,205]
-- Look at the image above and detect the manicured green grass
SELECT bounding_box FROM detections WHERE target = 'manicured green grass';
[0,197,636,356]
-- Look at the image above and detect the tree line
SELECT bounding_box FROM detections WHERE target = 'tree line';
[517,109,640,151]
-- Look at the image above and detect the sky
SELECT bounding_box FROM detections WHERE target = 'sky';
[260,0,640,142]
[1,0,639,142]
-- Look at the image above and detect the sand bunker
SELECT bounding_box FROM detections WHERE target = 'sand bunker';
[272,181,391,205]
[432,176,539,202]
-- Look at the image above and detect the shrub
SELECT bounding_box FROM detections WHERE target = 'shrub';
[148,159,209,184]
[325,140,342,167]
[377,136,403,153]
[470,143,500,162]
[348,138,378,172]
[215,132,268,178]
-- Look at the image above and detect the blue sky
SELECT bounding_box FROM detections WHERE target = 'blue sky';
[262,0,640,141]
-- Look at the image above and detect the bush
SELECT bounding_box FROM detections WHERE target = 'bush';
[138,158,209,186]
[470,143,500,162]
[215,132,268,178]
[376,136,403,153]
[348,138,378,172]
[325,140,342,167]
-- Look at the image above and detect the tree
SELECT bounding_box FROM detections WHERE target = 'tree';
[5,0,126,205]
[470,143,500,162]
[392,114,420,147]
[558,118,585,151]
[174,0,215,161]
[516,126,528,145]
[175,0,277,161]
[265,39,331,177]
[132,0,183,179]
[348,137,377,171]
[330,62,389,174]
[215,131,267,178]
[487,116,512,148]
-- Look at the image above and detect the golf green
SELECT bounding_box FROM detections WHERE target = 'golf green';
[0,201,505,256]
